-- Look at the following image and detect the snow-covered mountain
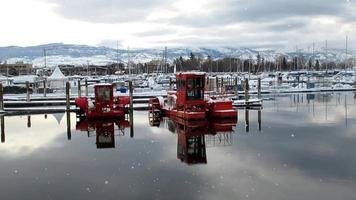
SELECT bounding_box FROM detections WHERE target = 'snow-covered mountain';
[0,43,354,68]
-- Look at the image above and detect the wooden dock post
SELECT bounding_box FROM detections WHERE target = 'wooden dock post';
[258,110,262,131]
[26,81,30,102]
[66,110,71,140]
[169,77,172,90]
[234,77,238,96]
[77,80,81,97]
[129,80,134,138]
[1,116,5,143]
[257,78,261,99]
[244,78,249,102]
[245,109,249,132]
[85,79,88,96]
[27,116,31,128]
[43,79,47,97]
[66,82,70,111]
[0,83,3,111]
[221,77,224,91]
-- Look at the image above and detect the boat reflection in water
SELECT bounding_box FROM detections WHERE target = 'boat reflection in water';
[76,118,130,149]
[157,117,237,165]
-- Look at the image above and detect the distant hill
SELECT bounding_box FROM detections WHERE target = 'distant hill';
[0,43,353,67]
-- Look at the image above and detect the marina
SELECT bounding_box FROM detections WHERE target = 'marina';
[0,92,355,199]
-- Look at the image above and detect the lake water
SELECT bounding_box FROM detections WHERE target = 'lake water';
[0,92,355,200]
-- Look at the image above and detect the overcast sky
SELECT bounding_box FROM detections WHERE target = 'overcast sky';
[1,0,355,49]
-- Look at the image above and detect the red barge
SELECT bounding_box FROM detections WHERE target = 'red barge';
[75,83,130,119]
[149,72,237,120]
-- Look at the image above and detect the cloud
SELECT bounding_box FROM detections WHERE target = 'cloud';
[6,0,356,48]
[44,0,175,23]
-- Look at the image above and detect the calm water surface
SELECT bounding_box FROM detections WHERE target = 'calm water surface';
[0,92,356,200]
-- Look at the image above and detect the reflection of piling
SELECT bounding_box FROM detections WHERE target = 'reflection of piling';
[258,110,262,131]
[129,80,134,138]
[43,79,47,97]
[66,111,71,140]
[245,109,249,132]
[66,82,70,111]
[26,81,30,102]
[0,83,3,111]
[27,116,31,128]
[1,116,4,143]
[85,79,88,96]
[244,78,249,102]
[169,77,172,90]
[257,78,261,99]
[77,80,81,97]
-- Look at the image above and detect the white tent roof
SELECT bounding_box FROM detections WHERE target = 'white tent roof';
[48,66,67,80]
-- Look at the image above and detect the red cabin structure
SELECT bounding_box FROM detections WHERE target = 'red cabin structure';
[149,72,237,120]
[75,83,130,119]
[76,118,130,149]
[162,117,237,165]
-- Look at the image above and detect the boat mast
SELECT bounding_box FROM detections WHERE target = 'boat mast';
[325,40,328,71]
[345,35,348,71]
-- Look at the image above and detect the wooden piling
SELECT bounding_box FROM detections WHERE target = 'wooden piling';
[85,79,88,96]
[66,111,71,140]
[258,110,262,131]
[257,78,261,99]
[1,116,4,143]
[234,77,238,95]
[245,109,249,132]
[0,83,3,111]
[244,78,249,102]
[77,80,81,97]
[26,81,30,102]
[27,116,31,128]
[169,77,172,90]
[43,79,47,97]
[129,80,134,138]
[66,82,70,111]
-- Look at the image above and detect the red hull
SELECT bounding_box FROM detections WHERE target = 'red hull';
[86,110,126,119]
[209,109,238,118]
[165,109,206,120]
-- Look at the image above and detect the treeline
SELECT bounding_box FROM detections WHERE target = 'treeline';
[170,53,354,73]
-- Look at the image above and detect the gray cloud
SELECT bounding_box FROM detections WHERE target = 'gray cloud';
[43,0,356,48]
[45,0,174,23]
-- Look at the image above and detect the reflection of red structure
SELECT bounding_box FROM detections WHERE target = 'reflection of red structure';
[76,118,130,149]
[75,84,129,119]
[149,72,237,120]
[170,117,237,165]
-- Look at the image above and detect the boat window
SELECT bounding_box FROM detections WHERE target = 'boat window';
[97,87,111,101]
[186,89,203,100]
[187,78,194,89]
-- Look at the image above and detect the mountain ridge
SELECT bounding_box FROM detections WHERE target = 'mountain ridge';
[0,43,353,67]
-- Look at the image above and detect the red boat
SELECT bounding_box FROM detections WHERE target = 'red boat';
[76,118,130,149]
[75,83,130,119]
[149,72,237,120]
[162,117,237,165]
